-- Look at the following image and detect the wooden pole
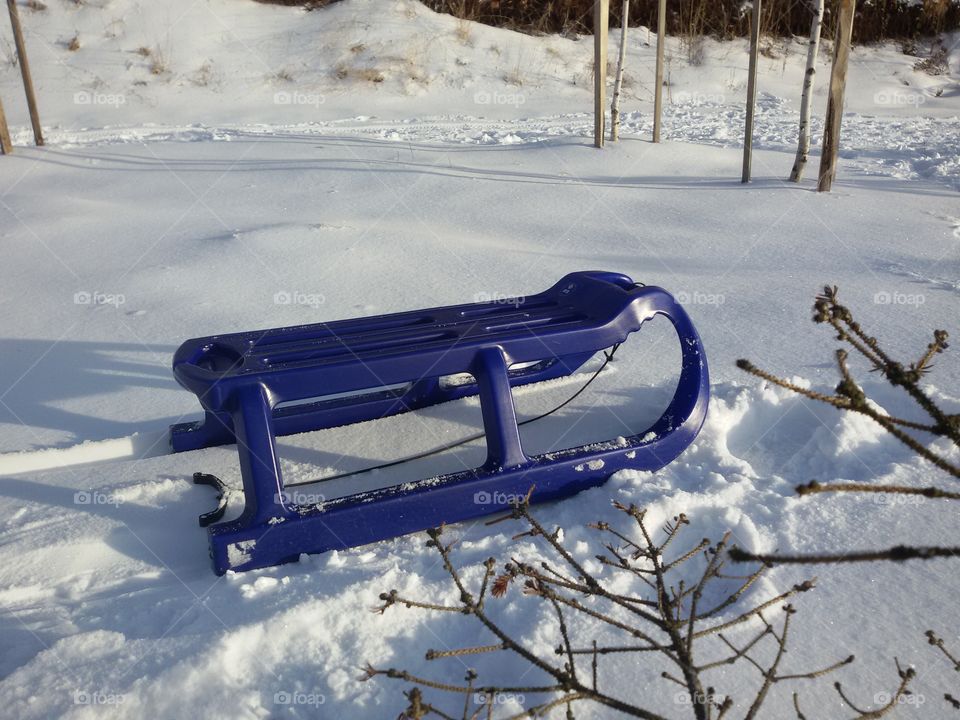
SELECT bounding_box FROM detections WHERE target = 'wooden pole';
[0,95,12,155]
[818,0,856,192]
[7,0,43,146]
[742,0,761,183]
[652,0,666,143]
[594,0,609,148]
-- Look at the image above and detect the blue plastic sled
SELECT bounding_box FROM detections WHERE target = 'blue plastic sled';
[171,271,709,574]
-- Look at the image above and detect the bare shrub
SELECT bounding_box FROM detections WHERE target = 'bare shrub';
[365,500,911,718]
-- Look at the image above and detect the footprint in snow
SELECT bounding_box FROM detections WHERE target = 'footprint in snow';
[875,259,960,294]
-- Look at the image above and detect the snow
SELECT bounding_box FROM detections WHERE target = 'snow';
[1,0,959,718]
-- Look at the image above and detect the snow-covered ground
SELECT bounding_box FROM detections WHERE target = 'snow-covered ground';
[1,1,959,718]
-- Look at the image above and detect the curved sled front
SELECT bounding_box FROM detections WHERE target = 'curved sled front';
[171,271,710,574]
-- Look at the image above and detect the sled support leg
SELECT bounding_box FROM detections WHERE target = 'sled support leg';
[473,348,527,470]
[232,384,291,526]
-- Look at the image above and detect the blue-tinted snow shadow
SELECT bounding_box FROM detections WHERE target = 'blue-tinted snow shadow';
[0,338,183,450]
[0,471,215,677]
[25,138,796,192]
[20,132,957,197]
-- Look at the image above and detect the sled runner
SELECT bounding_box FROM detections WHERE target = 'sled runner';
[171,271,709,574]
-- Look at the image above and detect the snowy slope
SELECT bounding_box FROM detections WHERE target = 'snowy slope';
[1,1,959,719]
[1,1,958,123]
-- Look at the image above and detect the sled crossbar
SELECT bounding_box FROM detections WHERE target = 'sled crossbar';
[171,271,709,574]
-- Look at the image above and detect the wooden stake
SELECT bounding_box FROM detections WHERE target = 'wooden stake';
[594,0,609,148]
[652,0,666,143]
[818,0,856,192]
[0,95,12,155]
[742,0,761,183]
[7,0,43,146]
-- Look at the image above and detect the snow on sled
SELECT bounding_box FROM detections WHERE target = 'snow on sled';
[171,271,710,574]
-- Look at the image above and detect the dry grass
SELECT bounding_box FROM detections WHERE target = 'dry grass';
[149,48,169,76]
[454,18,472,46]
[503,64,523,87]
[358,67,384,83]
[334,62,385,83]
[760,39,785,60]
[134,43,169,75]
[191,60,219,87]
[0,38,17,69]
[252,0,333,9]
[683,34,706,66]
[913,38,951,75]
[67,34,81,52]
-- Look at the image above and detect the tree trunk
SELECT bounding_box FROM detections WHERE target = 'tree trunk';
[789,0,824,182]
[652,0,666,142]
[610,0,629,142]
[0,95,12,155]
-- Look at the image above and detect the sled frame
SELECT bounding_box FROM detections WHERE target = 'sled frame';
[171,271,709,574]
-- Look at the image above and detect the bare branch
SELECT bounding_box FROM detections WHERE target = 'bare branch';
[796,481,960,500]
[731,545,960,565]
[926,630,960,671]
